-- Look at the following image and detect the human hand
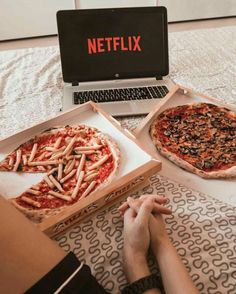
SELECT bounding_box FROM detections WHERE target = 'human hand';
[149,213,169,252]
[122,197,154,282]
[122,197,199,294]
[121,195,170,253]
[119,194,172,216]
[123,197,154,258]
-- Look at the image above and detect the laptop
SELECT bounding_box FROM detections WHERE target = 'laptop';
[57,6,175,116]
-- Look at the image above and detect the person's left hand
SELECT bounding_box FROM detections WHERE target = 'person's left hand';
[123,197,154,257]
[122,197,154,282]
[119,194,172,216]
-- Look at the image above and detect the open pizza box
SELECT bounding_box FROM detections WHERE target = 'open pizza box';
[0,102,161,236]
[134,84,236,206]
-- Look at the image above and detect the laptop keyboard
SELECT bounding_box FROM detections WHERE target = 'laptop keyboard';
[73,85,169,104]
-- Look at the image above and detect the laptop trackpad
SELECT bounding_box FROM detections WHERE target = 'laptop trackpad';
[100,100,159,116]
[100,101,133,116]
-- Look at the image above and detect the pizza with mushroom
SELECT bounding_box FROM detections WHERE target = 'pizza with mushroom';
[0,125,120,221]
[150,103,236,178]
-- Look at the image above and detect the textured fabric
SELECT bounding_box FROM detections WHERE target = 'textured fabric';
[0,26,236,294]
[55,175,236,294]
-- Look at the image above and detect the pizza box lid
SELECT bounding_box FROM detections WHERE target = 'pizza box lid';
[0,101,161,235]
[134,84,236,206]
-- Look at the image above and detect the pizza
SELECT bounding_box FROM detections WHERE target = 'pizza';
[150,103,236,178]
[0,125,120,221]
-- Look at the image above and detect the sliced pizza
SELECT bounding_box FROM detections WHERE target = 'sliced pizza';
[0,125,120,221]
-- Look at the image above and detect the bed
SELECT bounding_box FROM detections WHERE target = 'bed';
[0,26,235,294]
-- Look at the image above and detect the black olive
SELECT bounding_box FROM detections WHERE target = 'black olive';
[173,115,181,122]
[220,126,235,131]
[229,147,236,151]
[52,170,58,177]
[189,148,199,156]
[164,130,172,136]
[203,160,214,169]
[179,146,189,154]
[224,136,233,142]
[221,157,230,163]
[211,121,220,128]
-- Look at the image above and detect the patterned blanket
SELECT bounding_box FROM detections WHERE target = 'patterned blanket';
[55,174,236,294]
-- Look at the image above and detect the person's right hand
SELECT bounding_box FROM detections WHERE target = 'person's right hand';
[122,197,200,294]
[123,196,170,252]
[122,197,154,283]
[119,194,172,216]
[149,213,170,252]
[123,197,154,261]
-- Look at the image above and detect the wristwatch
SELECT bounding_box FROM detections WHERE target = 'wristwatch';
[122,274,163,294]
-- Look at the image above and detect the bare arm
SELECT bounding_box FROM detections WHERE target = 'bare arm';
[122,196,199,294]
[0,195,66,294]
[149,214,199,294]
[122,198,161,294]
[123,254,160,294]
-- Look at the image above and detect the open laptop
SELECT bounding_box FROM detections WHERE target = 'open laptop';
[57,6,175,116]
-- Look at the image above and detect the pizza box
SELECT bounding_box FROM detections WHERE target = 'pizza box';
[134,84,236,206]
[0,102,161,236]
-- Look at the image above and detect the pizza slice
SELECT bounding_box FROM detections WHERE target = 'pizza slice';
[0,126,83,173]
[0,125,120,221]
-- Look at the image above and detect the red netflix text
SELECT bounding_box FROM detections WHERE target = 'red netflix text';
[87,36,141,54]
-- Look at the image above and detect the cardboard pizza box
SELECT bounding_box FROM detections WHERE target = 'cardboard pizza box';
[0,102,161,236]
[134,84,236,206]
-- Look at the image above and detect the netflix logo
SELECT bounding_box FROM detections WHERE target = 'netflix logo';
[87,35,141,54]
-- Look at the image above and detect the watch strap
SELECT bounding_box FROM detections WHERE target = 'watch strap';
[122,274,163,294]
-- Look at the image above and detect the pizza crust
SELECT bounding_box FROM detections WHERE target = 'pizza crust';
[93,132,120,188]
[150,104,236,179]
[0,127,66,173]
[152,139,236,179]
[8,125,120,222]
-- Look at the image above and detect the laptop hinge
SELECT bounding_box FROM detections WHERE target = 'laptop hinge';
[72,81,79,86]
[156,76,163,81]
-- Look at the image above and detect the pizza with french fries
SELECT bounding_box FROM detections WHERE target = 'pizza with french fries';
[150,103,236,178]
[0,125,120,221]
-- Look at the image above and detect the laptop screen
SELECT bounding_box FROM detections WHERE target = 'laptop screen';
[57,7,168,83]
